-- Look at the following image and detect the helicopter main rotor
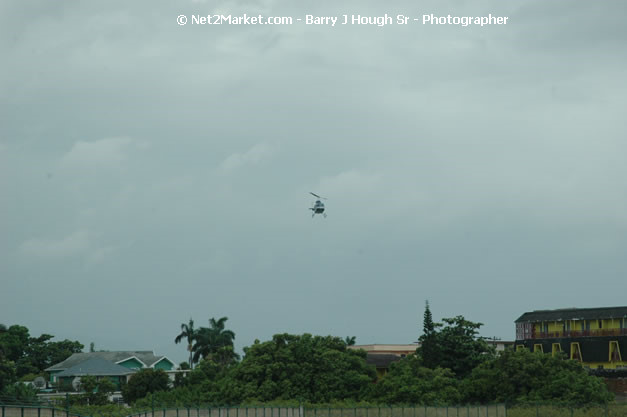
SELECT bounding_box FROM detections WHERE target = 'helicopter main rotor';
[310,192,327,200]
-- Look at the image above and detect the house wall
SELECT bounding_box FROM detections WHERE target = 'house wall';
[58,375,127,391]
[49,370,61,383]
[154,359,174,371]
[118,358,144,370]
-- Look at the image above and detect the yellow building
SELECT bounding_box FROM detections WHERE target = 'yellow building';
[515,306,627,369]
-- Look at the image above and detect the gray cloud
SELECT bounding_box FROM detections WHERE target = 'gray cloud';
[1,0,626,362]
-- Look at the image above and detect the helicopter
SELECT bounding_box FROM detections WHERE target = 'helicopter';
[309,192,327,218]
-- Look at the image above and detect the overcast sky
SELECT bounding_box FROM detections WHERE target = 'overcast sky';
[1,0,626,365]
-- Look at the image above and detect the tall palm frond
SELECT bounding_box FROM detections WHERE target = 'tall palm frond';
[175,318,196,369]
[191,316,237,365]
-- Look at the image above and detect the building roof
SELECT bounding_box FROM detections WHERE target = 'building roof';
[46,351,169,372]
[349,344,419,355]
[515,306,627,323]
[55,357,136,377]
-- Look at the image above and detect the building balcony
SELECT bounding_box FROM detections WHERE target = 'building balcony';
[525,328,627,340]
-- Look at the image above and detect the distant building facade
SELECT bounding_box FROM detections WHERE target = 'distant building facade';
[349,344,419,378]
[515,306,627,369]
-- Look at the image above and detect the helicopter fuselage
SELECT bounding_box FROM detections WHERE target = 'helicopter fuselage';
[311,200,326,217]
[312,200,325,213]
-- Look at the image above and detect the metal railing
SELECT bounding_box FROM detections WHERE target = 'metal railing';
[2,404,626,417]
[525,328,627,340]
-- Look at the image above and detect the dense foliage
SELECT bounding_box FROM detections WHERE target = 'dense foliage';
[372,355,461,405]
[175,317,239,369]
[462,349,614,404]
[417,314,495,379]
[122,369,171,404]
[70,375,117,406]
[1,308,616,409]
[227,333,376,403]
[0,324,83,393]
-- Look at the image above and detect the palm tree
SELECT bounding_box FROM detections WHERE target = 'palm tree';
[192,316,238,365]
[175,318,196,369]
[344,336,356,346]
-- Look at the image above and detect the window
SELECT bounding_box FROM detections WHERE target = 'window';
[598,320,603,329]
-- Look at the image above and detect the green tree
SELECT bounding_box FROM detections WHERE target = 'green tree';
[344,336,356,346]
[122,369,170,404]
[419,300,439,369]
[0,382,39,404]
[435,316,495,378]
[373,355,462,405]
[0,324,83,379]
[175,318,197,370]
[192,317,238,366]
[462,349,613,404]
[224,333,376,403]
[77,375,116,405]
[417,311,494,379]
[45,339,84,367]
[0,325,30,363]
[0,357,16,393]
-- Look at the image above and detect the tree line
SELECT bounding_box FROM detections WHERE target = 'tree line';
[143,307,612,407]
[0,323,83,401]
[1,305,616,407]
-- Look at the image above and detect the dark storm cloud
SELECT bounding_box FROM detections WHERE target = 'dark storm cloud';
[1,0,626,362]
